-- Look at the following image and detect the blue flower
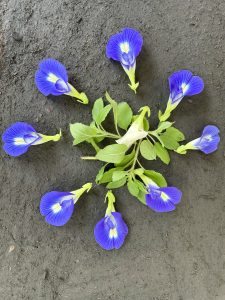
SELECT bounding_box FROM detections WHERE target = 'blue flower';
[176,125,220,155]
[146,182,182,213]
[94,212,128,250]
[40,192,75,226]
[169,70,204,104]
[2,122,61,157]
[106,28,143,93]
[94,191,128,250]
[40,183,92,227]
[159,70,204,121]
[35,58,88,104]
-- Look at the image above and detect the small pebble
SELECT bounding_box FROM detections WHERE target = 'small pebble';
[12,32,23,42]
[8,245,15,253]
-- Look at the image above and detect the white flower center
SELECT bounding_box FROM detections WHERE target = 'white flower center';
[109,228,118,239]
[51,203,62,213]
[47,73,59,83]
[120,42,130,53]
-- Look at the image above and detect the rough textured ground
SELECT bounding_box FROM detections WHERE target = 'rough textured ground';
[0,0,225,299]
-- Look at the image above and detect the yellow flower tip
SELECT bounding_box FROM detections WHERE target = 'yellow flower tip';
[138,106,151,117]
[128,81,139,94]
[52,129,62,142]
[78,92,89,105]
[175,145,187,154]
[66,84,89,105]
[82,182,92,193]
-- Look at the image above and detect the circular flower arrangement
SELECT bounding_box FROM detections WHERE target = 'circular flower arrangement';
[2,28,220,251]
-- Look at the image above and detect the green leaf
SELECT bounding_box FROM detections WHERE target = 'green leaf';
[137,190,147,205]
[90,122,105,143]
[115,149,135,167]
[160,127,185,150]
[112,171,127,182]
[144,170,167,187]
[117,102,133,130]
[97,167,122,184]
[140,140,156,160]
[127,180,139,197]
[96,144,127,163]
[160,135,179,150]
[95,165,107,183]
[92,98,104,121]
[105,92,118,126]
[107,177,127,189]
[155,121,173,133]
[98,105,112,124]
[154,142,170,164]
[168,127,185,141]
[135,180,147,193]
[70,123,100,145]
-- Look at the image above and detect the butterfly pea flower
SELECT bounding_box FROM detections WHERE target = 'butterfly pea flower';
[94,191,128,250]
[159,70,204,121]
[140,175,182,213]
[116,106,150,148]
[40,183,92,226]
[176,125,220,155]
[106,28,143,93]
[35,58,88,104]
[2,122,61,157]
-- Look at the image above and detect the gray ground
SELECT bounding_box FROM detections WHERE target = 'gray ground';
[0,0,225,299]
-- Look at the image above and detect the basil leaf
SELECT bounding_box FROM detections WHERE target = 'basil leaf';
[117,102,133,130]
[135,180,147,193]
[112,171,127,182]
[96,105,112,125]
[96,144,127,163]
[154,142,170,164]
[95,165,107,183]
[140,140,156,160]
[115,149,135,167]
[144,170,167,187]
[92,98,104,122]
[160,127,185,150]
[137,191,147,205]
[156,121,173,133]
[105,92,118,127]
[70,123,100,145]
[127,180,139,197]
[106,177,127,189]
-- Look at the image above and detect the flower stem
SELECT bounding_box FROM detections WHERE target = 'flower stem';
[129,140,142,171]
[90,139,100,152]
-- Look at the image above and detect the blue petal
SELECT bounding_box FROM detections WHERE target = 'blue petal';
[202,125,220,137]
[40,191,74,226]
[38,58,68,82]
[112,212,128,249]
[146,186,182,213]
[196,125,220,154]
[94,217,114,250]
[106,28,143,65]
[94,212,128,250]
[159,187,182,204]
[200,136,220,154]
[2,122,39,157]
[35,58,69,96]
[146,193,176,212]
[183,75,204,97]
[3,142,29,157]
[169,70,204,103]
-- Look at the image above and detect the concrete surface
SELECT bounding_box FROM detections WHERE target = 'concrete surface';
[0,0,225,299]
